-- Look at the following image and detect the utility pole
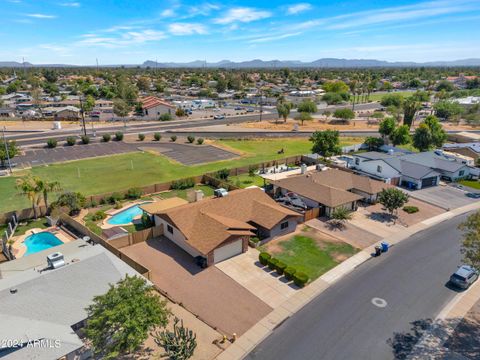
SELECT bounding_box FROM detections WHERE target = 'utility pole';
[79,97,87,137]
[259,89,263,122]
[2,127,13,174]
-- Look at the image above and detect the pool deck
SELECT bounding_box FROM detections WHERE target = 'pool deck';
[11,227,76,258]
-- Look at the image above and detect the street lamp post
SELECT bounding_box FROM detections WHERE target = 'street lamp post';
[79,96,87,137]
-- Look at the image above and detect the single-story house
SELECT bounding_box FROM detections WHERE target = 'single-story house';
[443,142,480,163]
[447,131,480,143]
[150,188,301,266]
[351,151,474,189]
[140,96,176,120]
[0,108,15,118]
[49,106,81,120]
[0,239,143,360]
[271,169,390,217]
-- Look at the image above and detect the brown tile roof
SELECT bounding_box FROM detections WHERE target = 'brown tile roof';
[272,169,390,207]
[140,197,189,214]
[141,96,175,110]
[156,188,300,255]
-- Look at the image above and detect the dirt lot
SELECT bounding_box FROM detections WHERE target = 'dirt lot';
[236,118,379,131]
[120,237,272,336]
[363,198,445,227]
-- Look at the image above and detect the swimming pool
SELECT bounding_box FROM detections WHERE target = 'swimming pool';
[24,232,64,256]
[107,202,152,225]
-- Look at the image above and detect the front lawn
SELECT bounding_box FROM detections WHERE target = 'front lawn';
[261,234,358,280]
[458,179,480,190]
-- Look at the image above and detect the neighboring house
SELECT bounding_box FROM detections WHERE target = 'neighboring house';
[446,74,478,89]
[0,239,143,360]
[173,99,216,109]
[52,106,81,120]
[352,151,473,189]
[271,169,390,217]
[140,96,175,120]
[0,108,15,118]
[448,131,480,143]
[150,188,301,266]
[443,142,480,163]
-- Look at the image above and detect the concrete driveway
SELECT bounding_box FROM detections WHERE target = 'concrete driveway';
[215,249,297,308]
[404,185,479,210]
[120,237,272,336]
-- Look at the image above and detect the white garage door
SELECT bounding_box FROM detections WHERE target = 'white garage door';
[214,240,243,263]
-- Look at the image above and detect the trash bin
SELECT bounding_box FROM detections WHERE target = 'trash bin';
[381,241,389,252]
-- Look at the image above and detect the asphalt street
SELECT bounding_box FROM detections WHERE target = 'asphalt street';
[5,103,381,147]
[247,213,469,360]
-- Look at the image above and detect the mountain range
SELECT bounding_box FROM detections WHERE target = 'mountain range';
[1,58,480,68]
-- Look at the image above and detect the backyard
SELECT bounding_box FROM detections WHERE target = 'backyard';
[0,138,363,213]
[260,227,358,280]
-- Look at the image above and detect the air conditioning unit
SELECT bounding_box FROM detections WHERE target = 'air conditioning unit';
[47,252,65,269]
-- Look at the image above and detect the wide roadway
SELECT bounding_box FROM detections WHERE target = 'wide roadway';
[6,103,380,146]
[247,213,468,360]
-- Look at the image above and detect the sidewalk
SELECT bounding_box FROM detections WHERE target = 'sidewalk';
[216,201,480,360]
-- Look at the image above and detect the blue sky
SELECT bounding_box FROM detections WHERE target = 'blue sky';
[1,0,480,64]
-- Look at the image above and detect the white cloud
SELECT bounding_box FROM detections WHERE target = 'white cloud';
[160,8,176,18]
[168,23,208,35]
[76,29,167,48]
[60,2,80,7]
[287,3,312,15]
[26,13,57,19]
[214,7,271,24]
[248,32,302,43]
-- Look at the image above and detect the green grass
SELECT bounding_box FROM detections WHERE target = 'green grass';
[14,218,49,236]
[0,138,363,214]
[159,185,215,200]
[368,91,419,102]
[263,235,358,280]
[458,179,480,190]
[229,174,265,188]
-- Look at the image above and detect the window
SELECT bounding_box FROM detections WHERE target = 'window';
[459,170,465,177]
[377,165,382,173]
[355,158,360,165]
[167,224,173,234]
[280,221,289,230]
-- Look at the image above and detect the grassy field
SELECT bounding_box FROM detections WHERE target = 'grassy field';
[368,91,418,102]
[228,174,265,188]
[159,184,215,199]
[14,218,49,236]
[262,235,358,280]
[0,138,363,214]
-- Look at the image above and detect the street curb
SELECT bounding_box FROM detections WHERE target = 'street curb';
[216,201,480,360]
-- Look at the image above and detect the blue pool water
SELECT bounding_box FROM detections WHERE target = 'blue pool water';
[24,232,64,256]
[107,202,152,225]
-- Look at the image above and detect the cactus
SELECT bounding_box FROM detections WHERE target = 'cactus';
[154,317,197,360]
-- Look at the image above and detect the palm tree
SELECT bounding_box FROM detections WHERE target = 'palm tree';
[16,176,42,219]
[34,178,62,214]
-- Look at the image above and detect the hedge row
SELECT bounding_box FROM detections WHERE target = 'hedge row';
[258,252,309,287]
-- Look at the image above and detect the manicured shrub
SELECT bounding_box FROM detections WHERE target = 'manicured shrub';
[126,187,143,199]
[170,177,195,190]
[91,210,107,221]
[66,136,76,146]
[403,205,419,214]
[113,201,123,209]
[267,257,279,271]
[115,132,124,141]
[275,261,287,275]
[154,132,162,141]
[215,168,230,180]
[170,135,177,142]
[197,138,204,145]
[47,139,57,148]
[284,267,297,281]
[259,252,271,266]
[81,135,90,144]
[102,133,111,142]
[187,135,195,143]
[89,199,98,208]
[108,192,124,204]
[159,113,172,121]
[138,133,145,141]
[293,272,309,287]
